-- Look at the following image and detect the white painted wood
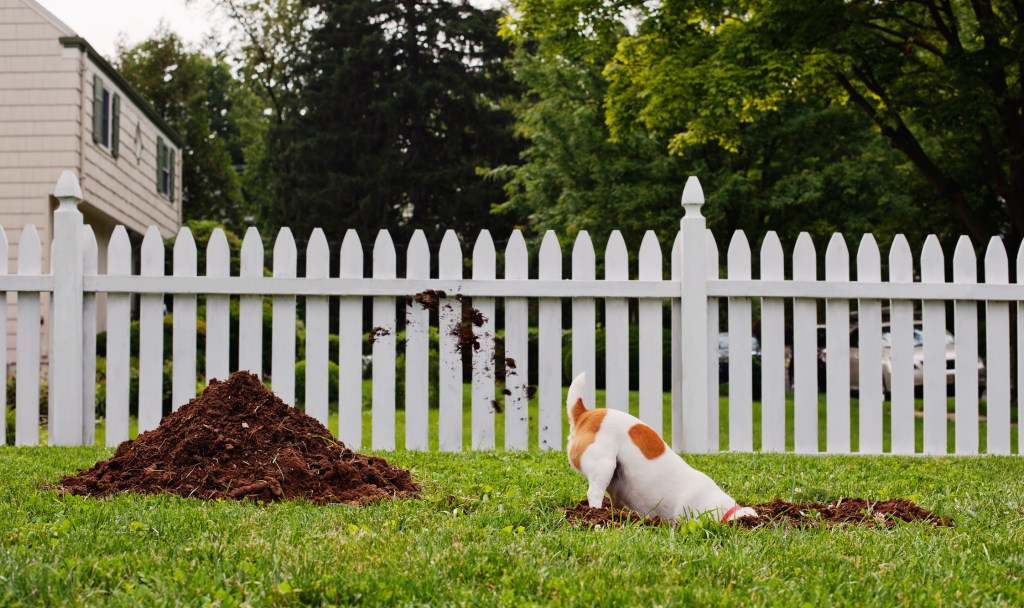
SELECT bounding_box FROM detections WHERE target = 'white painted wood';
[792,233,817,453]
[304,229,330,426]
[272,229,298,407]
[204,229,230,384]
[50,182,85,446]
[760,232,785,452]
[338,230,364,448]
[172,227,197,411]
[404,230,430,450]
[104,226,132,446]
[889,235,915,454]
[572,231,597,410]
[824,233,851,454]
[638,231,663,435]
[670,232,682,451]
[920,236,946,454]
[705,230,719,451]
[371,230,397,450]
[471,230,497,450]
[238,227,264,377]
[438,230,463,452]
[15,226,41,445]
[82,226,98,446]
[0,228,6,444]
[857,234,884,454]
[504,230,530,450]
[984,238,1010,454]
[953,236,979,454]
[538,231,562,451]
[727,230,753,452]
[604,231,629,414]
[679,177,709,453]
[138,226,165,434]
[1018,243,1024,456]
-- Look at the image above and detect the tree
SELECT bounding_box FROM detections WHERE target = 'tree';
[116,30,248,227]
[605,0,1024,245]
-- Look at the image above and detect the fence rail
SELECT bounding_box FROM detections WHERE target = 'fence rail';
[1,171,1021,456]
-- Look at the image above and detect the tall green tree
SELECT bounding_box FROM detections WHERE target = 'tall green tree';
[116,30,248,227]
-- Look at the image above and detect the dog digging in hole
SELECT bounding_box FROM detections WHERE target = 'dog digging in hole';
[566,373,757,524]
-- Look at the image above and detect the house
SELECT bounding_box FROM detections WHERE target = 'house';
[1,0,183,370]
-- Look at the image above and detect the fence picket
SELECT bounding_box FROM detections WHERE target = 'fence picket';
[0,228,6,444]
[760,232,785,452]
[605,231,629,413]
[889,236,915,454]
[471,230,496,450]
[706,230,720,451]
[138,227,165,434]
[727,230,753,451]
[504,230,529,450]
[857,235,883,454]
[304,229,330,426]
[82,226,97,445]
[792,233,817,453]
[405,230,430,450]
[984,238,1010,454]
[671,233,682,450]
[105,227,131,445]
[1018,244,1024,455]
[638,231,663,435]
[172,228,197,411]
[572,232,597,409]
[239,228,264,376]
[372,230,397,450]
[205,229,230,384]
[825,234,851,453]
[338,230,364,448]
[538,231,562,451]
[271,229,297,406]
[438,230,463,451]
[920,236,946,454]
[953,236,979,454]
[15,226,41,445]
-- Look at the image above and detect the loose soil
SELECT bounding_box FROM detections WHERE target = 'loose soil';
[563,497,952,529]
[55,371,419,504]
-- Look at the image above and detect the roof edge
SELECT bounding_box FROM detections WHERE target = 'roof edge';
[22,0,76,37]
[60,36,185,149]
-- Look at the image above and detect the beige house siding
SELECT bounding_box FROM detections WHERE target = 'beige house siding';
[1,0,183,371]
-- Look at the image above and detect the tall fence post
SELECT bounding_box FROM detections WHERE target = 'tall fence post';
[679,176,709,453]
[50,170,85,446]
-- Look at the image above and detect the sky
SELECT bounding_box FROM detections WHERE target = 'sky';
[36,0,228,58]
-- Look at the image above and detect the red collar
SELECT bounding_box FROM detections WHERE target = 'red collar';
[721,504,744,524]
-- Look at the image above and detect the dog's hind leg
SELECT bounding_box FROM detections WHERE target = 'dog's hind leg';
[580,451,617,508]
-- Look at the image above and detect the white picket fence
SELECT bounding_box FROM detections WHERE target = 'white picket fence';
[1,172,1022,455]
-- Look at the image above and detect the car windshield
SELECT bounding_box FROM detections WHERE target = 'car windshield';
[880,327,955,347]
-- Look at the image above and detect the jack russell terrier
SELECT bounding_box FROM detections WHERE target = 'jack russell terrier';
[566,373,756,523]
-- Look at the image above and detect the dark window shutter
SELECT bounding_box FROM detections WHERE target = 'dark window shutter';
[92,75,103,144]
[111,94,121,158]
[169,148,176,201]
[156,137,165,192]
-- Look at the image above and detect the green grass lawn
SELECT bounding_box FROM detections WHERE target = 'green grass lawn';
[2,447,1023,606]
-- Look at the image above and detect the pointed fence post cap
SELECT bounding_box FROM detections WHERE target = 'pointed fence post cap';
[54,170,83,206]
[681,176,704,218]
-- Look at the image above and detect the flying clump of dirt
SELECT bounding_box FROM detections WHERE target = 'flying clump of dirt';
[55,371,419,504]
[563,497,952,529]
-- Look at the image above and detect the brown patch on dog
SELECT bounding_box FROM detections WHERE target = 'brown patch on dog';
[570,399,588,424]
[628,423,666,459]
[568,409,607,470]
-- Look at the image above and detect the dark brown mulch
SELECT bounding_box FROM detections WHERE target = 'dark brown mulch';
[563,497,952,529]
[55,371,419,504]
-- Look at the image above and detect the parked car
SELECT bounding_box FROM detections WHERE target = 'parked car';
[717,332,761,383]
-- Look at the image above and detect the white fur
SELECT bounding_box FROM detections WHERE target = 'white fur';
[567,373,755,523]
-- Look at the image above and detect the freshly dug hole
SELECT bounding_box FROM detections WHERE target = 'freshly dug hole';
[563,497,952,529]
[56,371,418,504]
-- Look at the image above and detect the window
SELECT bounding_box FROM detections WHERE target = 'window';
[92,75,120,158]
[156,136,175,201]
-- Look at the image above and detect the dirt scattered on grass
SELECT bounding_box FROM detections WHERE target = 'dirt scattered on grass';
[563,497,952,529]
[55,371,419,504]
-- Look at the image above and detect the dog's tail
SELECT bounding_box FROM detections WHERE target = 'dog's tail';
[566,372,589,426]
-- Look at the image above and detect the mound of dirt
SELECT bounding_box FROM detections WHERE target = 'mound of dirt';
[563,497,952,529]
[56,371,418,504]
